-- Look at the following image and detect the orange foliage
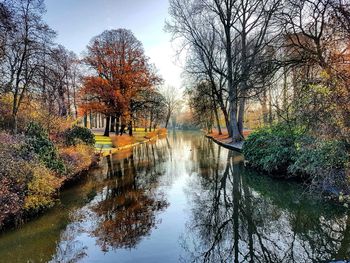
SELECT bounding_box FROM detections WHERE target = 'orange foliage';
[59,144,95,177]
[111,135,136,148]
[79,29,161,118]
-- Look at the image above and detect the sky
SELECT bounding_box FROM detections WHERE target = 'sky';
[44,0,184,90]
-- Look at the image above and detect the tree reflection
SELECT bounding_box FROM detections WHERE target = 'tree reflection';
[91,142,169,252]
[182,141,350,263]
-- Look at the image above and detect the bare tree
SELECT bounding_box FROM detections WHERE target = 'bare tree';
[0,0,55,133]
[167,0,281,141]
[160,85,182,128]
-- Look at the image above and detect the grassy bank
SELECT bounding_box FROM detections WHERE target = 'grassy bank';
[94,128,167,156]
[0,126,167,230]
[0,124,97,230]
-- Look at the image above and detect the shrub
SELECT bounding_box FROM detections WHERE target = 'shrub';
[243,124,301,174]
[64,126,95,146]
[0,133,40,227]
[243,123,350,195]
[24,164,61,213]
[111,135,135,148]
[23,122,66,174]
[289,138,349,193]
[289,138,349,176]
[59,144,95,177]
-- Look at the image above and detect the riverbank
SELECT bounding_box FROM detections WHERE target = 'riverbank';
[0,124,99,231]
[205,130,252,152]
[94,128,167,157]
[0,126,167,231]
[208,125,350,206]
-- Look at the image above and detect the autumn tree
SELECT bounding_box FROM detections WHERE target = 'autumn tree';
[80,29,161,136]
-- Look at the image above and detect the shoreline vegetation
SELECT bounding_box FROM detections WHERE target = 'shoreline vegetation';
[0,122,96,231]
[207,126,350,206]
[0,123,166,232]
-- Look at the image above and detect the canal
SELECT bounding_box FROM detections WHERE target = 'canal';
[0,131,348,262]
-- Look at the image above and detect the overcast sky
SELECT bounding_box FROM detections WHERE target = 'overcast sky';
[44,0,183,90]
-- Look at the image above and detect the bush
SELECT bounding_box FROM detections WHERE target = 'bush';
[288,138,349,193]
[289,138,349,176]
[23,122,66,174]
[0,139,30,227]
[243,124,301,174]
[0,133,60,225]
[64,126,95,146]
[23,163,61,213]
[243,123,350,195]
[59,144,95,177]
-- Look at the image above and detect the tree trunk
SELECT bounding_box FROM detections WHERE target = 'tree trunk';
[237,97,246,137]
[120,124,126,135]
[229,101,241,142]
[89,111,93,129]
[110,116,116,132]
[224,20,240,141]
[165,108,171,128]
[12,113,18,134]
[115,116,120,135]
[83,114,88,128]
[128,121,133,136]
[58,87,67,117]
[104,115,110,136]
[212,94,222,135]
[221,108,230,135]
[149,111,153,131]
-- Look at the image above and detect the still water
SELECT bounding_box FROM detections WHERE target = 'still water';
[0,131,349,263]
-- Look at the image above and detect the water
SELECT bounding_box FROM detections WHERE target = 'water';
[0,131,349,263]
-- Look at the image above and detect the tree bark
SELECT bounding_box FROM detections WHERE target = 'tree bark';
[237,97,246,137]
[149,111,153,131]
[104,115,110,136]
[128,121,133,136]
[89,111,93,129]
[214,106,222,135]
[165,109,171,129]
[110,116,116,132]
[115,115,120,135]
[83,114,88,128]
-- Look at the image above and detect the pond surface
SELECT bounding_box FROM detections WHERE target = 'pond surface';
[0,131,349,263]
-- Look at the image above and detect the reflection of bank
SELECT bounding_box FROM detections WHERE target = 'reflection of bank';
[182,140,350,263]
[91,140,170,252]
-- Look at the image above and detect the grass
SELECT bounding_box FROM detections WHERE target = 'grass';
[93,128,167,156]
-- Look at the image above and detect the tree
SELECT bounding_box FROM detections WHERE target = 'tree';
[80,29,161,136]
[167,0,281,141]
[0,0,55,133]
[160,85,181,129]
